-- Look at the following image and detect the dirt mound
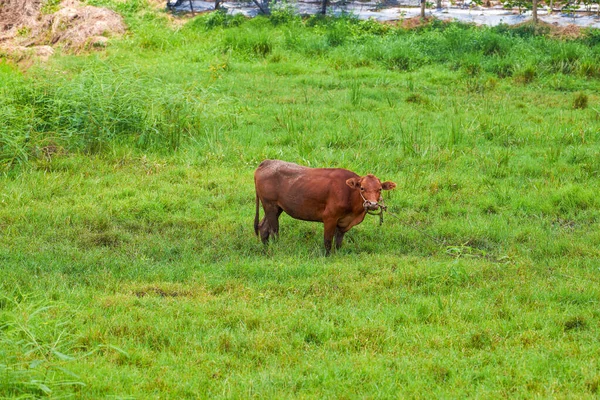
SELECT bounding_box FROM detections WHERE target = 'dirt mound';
[509,20,584,39]
[383,16,442,29]
[35,0,127,49]
[0,0,126,59]
[549,23,583,40]
[0,0,42,36]
[399,16,435,29]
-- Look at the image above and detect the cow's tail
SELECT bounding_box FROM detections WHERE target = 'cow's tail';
[254,191,260,236]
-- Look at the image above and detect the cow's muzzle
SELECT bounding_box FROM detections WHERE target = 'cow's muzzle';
[360,192,388,226]
[360,192,385,212]
[364,201,380,211]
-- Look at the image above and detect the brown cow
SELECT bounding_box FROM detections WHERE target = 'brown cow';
[254,159,396,255]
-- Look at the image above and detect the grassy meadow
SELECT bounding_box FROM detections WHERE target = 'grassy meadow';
[1,1,600,397]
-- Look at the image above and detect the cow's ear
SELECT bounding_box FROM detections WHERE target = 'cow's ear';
[382,181,397,190]
[346,177,361,189]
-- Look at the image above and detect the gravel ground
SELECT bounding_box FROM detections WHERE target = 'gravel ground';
[169,0,600,27]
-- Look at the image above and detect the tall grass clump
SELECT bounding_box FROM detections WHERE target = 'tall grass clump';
[0,293,85,397]
[0,107,29,170]
[0,60,207,161]
[189,9,247,30]
[547,41,588,74]
[384,40,428,71]
[492,21,550,38]
[573,92,589,109]
[0,68,39,169]
[222,23,275,57]
[2,8,600,171]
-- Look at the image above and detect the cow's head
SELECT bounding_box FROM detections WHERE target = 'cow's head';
[346,174,396,211]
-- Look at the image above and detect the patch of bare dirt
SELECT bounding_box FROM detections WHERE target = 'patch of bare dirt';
[384,15,440,29]
[511,20,585,39]
[549,23,584,39]
[0,0,42,37]
[0,0,126,60]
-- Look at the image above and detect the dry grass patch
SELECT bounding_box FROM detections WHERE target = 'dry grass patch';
[0,0,125,59]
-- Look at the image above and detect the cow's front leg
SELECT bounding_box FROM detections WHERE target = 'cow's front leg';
[334,227,346,250]
[323,219,337,256]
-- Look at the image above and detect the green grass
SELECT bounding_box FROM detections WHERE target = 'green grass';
[1,2,600,397]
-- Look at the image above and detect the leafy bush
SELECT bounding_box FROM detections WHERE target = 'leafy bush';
[269,2,301,26]
[497,21,550,38]
[582,27,600,46]
[478,31,509,56]
[190,10,247,30]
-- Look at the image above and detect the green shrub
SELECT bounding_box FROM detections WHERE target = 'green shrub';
[477,30,509,56]
[269,2,300,25]
[191,10,246,30]
[582,27,600,46]
[505,21,550,38]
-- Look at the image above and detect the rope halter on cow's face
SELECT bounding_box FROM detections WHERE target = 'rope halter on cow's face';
[359,190,387,225]
[346,175,396,226]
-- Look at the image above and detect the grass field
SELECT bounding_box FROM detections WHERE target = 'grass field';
[1,1,600,397]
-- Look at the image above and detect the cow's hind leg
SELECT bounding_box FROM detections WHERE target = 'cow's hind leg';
[259,204,282,244]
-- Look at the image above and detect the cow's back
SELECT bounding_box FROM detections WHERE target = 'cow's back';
[255,160,359,222]
[255,159,306,181]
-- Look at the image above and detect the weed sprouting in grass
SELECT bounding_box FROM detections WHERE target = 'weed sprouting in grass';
[0,129,29,170]
[573,92,589,109]
[397,121,435,158]
[223,26,274,57]
[546,146,562,163]
[479,117,519,147]
[405,92,429,106]
[349,80,362,106]
[461,56,482,78]
[448,119,463,147]
[578,58,600,77]
[485,55,515,78]
[514,64,537,84]
[0,293,86,398]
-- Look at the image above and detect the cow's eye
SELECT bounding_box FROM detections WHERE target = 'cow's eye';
[360,187,364,191]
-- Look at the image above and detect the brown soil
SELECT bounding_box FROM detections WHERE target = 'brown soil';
[0,0,42,36]
[401,15,435,29]
[383,16,444,30]
[0,0,126,60]
[505,20,584,40]
[549,23,584,40]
